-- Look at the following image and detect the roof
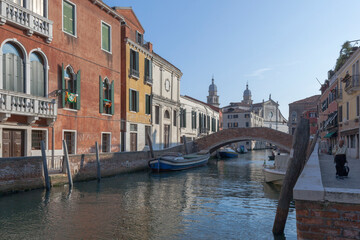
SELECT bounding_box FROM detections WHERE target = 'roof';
[289,95,320,105]
[152,52,182,75]
[183,95,220,112]
[223,108,250,114]
[113,7,145,33]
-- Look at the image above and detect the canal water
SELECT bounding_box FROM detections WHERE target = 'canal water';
[0,150,297,240]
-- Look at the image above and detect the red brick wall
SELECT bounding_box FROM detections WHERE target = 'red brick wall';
[296,200,360,239]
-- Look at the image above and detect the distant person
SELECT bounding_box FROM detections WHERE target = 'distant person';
[332,139,347,179]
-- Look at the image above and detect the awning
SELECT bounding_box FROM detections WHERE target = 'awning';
[324,131,337,138]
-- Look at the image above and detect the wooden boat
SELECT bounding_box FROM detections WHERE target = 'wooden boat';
[263,155,289,185]
[148,152,210,171]
[218,148,238,158]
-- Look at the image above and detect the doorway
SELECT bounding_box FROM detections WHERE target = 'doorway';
[2,129,25,157]
[164,124,170,149]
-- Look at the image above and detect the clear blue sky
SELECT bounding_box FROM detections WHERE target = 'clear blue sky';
[104,0,360,118]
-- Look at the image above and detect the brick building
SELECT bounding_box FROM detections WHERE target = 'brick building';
[288,95,320,136]
[0,0,124,159]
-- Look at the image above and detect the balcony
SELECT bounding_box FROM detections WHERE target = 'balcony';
[335,89,343,103]
[343,74,360,94]
[129,68,139,79]
[144,75,152,85]
[0,89,57,124]
[0,0,53,43]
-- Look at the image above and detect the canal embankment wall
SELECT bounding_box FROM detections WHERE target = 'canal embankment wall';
[0,142,196,194]
[293,143,360,239]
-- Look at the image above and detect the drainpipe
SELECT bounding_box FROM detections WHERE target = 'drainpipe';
[52,126,54,168]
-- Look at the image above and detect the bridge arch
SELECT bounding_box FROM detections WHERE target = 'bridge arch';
[194,127,293,153]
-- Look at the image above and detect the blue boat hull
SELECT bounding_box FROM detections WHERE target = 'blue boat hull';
[219,151,238,158]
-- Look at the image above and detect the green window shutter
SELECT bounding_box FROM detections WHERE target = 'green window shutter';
[194,112,197,129]
[184,109,186,128]
[145,95,149,114]
[110,80,114,115]
[102,23,110,51]
[129,89,132,111]
[149,60,152,79]
[75,70,81,110]
[130,50,133,70]
[99,76,103,113]
[61,63,65,108]
[135,51,139,71]
[136,91,139,112]
[63,1,74,35]
[144,58,147,78]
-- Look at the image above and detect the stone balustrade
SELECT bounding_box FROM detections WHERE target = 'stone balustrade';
[0,89,57,122]
[0,0,53,43]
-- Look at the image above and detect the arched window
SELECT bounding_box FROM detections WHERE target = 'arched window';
[291,111,297,123]
[30,52,45,97]
[2,42,24,93]
[103,78,111,114]
[64,66,76,109]
[164,110,170,119]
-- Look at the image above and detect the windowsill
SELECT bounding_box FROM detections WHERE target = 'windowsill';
[101,113,113,117]
[130,110,138,113]
[63,108,78,112]
[101,48,112,54]
[63,30,77,38]
[129,74,140,80]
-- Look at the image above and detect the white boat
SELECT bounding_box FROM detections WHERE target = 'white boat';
[263,155,289,185]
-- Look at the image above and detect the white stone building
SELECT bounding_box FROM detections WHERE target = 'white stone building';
[151,52,182,150]
[179,95,220,141]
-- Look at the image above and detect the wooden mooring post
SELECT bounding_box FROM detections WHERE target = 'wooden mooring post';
[95,141,101,182]
[62,140,73,188]
[182,135,189,154]
[41,141,51,191]
[273,118,310,235]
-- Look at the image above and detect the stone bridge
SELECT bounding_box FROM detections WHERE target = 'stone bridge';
[194,127,293,153]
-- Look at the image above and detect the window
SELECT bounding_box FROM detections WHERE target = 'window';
[234,114,238,118]
[63,131,76,154]
[129,89,139,112]
[164,110,170,119]
[180,108,186,128]
[234,122,238,128]
[145,94,151,115]
[130,124,137,131]
[155,106,159,124]
[228,122,232,128]
[130,49,139,78]
[62,65,80,110]
[101,133,111,152]
[30,52,45,97]
[211,118,216,132]
[2,42,24,93]
[101,22,111,52]
[144,58,152,83]
[246,122,249,127]
[63,0,76,36]
[291,111,297,123]
[244,114,250,118]
[173,110,177,126]
[136,31,143,45]
[10,0,46,17]
[192,111,197,129]
[357,96,360,117]
[346,102,349,120]
[32,130,46,150]
[145,126,151,146]
[99,77,114,114]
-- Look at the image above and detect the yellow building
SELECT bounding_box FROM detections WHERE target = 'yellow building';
[115,7,153,151]
[337,47,360,158]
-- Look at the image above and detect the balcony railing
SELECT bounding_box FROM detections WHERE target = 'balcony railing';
[129,68,139,79]
[0,89,57,123]
[144,75,153,85]
[0,0,53,43]
[344,74,360,94]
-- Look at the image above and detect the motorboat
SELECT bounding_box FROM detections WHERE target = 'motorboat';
[218,148,238,158]
[237,145,248,154]
[263,155,289,185]
[148,152,210,172]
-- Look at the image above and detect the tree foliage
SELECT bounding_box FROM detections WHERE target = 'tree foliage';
[335,41,354,72]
